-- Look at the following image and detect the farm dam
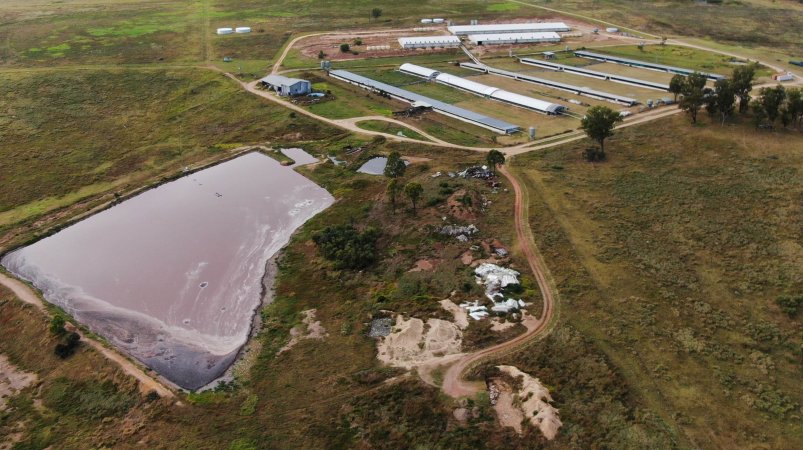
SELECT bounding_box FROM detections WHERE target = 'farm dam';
[1,151,333,390]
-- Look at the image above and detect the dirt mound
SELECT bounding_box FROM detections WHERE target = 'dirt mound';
[497,365,562,440]
[376,315,462,370]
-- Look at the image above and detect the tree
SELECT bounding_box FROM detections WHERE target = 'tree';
[354,38,363,46]
[580,105,623,159]
[758,85,786,125]
[679,72,707,124]
[318,50,326,59]
[54,332,80,359]
[386,179,400,211]
[340,43,350,53]
[383,151,406,178]
[669,74,685,102]
[783,88,803,130]
[371,8,382,21]
[713,78,736,125]
[732,64,757,114]
[486,150,505,174]
[404,182,423,213]
[312,224,379,270]
[50,315,66,336]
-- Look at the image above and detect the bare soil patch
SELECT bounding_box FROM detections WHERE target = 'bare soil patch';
[0,355,37,411]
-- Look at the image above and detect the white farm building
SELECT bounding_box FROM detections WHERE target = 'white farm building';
[468,32,561,45]
[398,36,461,49]
[448,22,570,36]
[259,75,311,97]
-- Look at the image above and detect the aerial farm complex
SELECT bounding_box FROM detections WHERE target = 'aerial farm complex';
[259,16,788,144]
[2,0,802,447]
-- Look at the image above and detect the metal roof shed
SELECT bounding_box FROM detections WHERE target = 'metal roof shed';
[260,75,311,96]
[448,22,570,35]
[399,63,441,79]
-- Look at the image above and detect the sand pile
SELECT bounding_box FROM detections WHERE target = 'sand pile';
[376,315,462,369]
[497,365,562,440]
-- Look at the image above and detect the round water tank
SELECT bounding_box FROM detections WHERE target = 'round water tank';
[433,18,445,24]
[605,27,619,33]
[421,19,433,24]
[216,27,234,35]
[235,27,251,34]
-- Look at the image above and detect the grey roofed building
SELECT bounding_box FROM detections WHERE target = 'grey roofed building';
[259,75,312,96]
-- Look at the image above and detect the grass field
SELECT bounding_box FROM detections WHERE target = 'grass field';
[508,114,803,449]
[0,69,341,234]
[356,120,427,140]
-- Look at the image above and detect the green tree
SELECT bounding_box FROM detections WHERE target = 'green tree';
[340,43,350,53]
[312,224,379,270]
[669,74,685,102]
[371,8,382,21]
[318,50,326,59]
[758,85,786,125]
[783,88,803,130]
[50,315,66,336]
[580,105,623,159]
[679,72,708,124]
[485,150,505,174]
[713,78,736,125]
[383,151,406,178]
[404,182,423,214]
[732,64,757,114]
[386,179,400,211]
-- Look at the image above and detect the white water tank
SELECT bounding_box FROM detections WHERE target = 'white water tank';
[433,18,445,24]
[605,27,619,33]
[235,27,251,34]
[216,27,234,35]
[421,19,433,24]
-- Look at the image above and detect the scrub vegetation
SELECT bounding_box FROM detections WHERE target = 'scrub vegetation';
[510,114,803,449]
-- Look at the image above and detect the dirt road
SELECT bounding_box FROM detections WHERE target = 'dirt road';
[0,272,175,398]
[441,165,558,398]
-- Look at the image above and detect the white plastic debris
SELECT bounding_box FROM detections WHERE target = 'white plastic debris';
[475,263,520,301]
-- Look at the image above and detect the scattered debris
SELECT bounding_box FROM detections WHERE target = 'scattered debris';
[496,366,563,440]
[278,309,328,354]
[439,224,479,241]
[458,165,494,180]
[475,263,520,301]
[459,300,490,321]
[431,171,442,178]
[368,317,393,338]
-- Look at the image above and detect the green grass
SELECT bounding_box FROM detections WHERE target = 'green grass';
[588,44,773,77]
[0,68,340,234]
[356,120,427,141]
[513,114,803,449]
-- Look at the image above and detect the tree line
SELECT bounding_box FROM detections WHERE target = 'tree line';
[670,65,803,129]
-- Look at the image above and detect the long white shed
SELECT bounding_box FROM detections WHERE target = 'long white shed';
[468,32,561,45]
[448,22,570,35]
[398,36,461,49]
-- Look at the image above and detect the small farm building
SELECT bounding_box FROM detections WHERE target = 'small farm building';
[259,75,311,96]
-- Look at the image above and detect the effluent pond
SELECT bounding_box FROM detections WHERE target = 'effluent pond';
[1,151,333,389]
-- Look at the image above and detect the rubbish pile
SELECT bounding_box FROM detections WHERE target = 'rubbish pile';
[475,263,520,301]
[458,166,494,180]
[439,224,479,242]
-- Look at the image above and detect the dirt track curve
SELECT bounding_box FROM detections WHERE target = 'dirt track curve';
[0,272,175,398]
[441,164,558,398]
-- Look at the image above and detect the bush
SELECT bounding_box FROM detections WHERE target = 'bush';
[340,43,350,53]
[54,332,80,359]
[775,295,802,317]
[313,224,379,270]
[49,315,66,336]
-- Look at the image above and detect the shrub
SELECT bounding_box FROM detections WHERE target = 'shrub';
[340,43,350,53]
[54,332,80,359]
[775,295,802,317]
[49,315,66,336]
[313,224,379,270]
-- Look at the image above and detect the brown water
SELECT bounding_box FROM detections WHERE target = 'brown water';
[1,152,332,389]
